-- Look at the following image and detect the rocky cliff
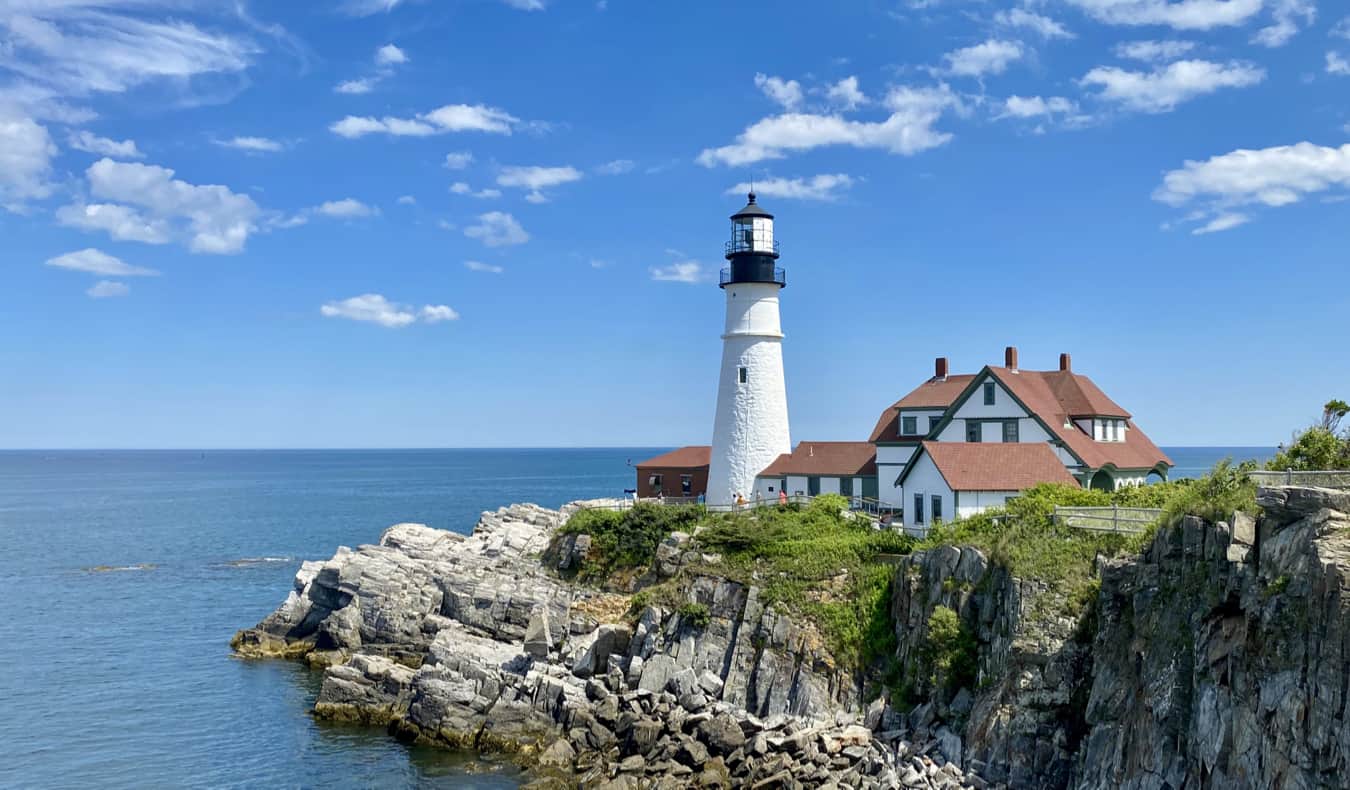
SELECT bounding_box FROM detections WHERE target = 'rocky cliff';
[880,485,1350,790]
[233,502,984,789]
[234,485,1350,788]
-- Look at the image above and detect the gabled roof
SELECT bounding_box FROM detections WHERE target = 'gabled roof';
[901,441,1077,491]
[868,374,975,442]
[980,367,1170,471]
[636,446,710,469]
[760,441,877,477]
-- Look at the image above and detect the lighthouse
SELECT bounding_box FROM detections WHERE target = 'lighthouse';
[706,193,791,506]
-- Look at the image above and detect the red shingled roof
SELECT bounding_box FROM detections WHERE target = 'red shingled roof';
[985,368,1171,471]
[760,441,877,477]
[917,441,1077,491]
[635,446,710,469]
[868,375,975,442]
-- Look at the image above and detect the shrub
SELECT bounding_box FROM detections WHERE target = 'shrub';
[923,606,977,695]
[1268,427,1350,472]
[560,503,703,582]
[1159,459,1258,528]
[677,602,710,628]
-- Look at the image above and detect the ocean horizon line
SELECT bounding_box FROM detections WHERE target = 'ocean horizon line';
[0,444,1278,453]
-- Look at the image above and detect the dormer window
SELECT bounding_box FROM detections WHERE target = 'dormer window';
[1094,418,1126,442]
[902,416,917,435]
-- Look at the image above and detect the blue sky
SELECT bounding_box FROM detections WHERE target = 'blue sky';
[2,0,1347,449]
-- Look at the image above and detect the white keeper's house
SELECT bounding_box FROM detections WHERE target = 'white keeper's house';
[633,194,1171,526]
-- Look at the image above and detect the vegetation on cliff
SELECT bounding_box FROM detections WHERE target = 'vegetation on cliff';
[696,494,913,671]
[1267,399,1350,471]
[559,502,703,583]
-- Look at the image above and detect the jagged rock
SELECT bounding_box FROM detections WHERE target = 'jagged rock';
[524,606,553,659]
[699,712,747,756]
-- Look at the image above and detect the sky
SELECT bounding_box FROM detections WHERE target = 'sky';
[1,0,1348,449]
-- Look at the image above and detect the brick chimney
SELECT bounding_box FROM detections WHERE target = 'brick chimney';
[1059,353,1072,372]
[935,357,949,380]
[1004,346,1018,372]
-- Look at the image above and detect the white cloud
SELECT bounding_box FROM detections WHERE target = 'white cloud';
[943,39,1024,78]
[450,182,501,198]
[314,198,377,218]
[725,174,854,201]
[1329,52,1350,76]
[340,0,406,16]
[375,44,408,66]
[999,95,1078,118]
[994,9,1074,38]
[1114,39,1197,61]
[650,260,707,283]
[1335,17,1350,39]
[825,76,866,110]
[697,84,959,167]
[501,0,546,9]
[321,294,454,328]
[595,159,634,175]
[496,165,582,202]
[331,104,519,138]
[1081,60,1264,113]
[68,130,142,159]
[1192,212,1250,234]
[214,136,283,153]
[464,211,528,246]
[56,202,171,244]
[45,248,158,277]
[444,151,474,169]
[464,260,504,273]
[1154,142,1350,229]
[87,280,129,298]
[396,195,416,205]
[58,158,261,254]
[0,3,258,116]
[1252,0,1316,47]
[420,304,459,322]
[0,113,56,209]
[1064,0,1265,30]
[754,73,804,109]
[335,78,378,95]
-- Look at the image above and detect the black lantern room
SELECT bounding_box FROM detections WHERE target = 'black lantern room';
[720,192,785,288]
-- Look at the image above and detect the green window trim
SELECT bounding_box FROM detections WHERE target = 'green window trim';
[901,416,918,435]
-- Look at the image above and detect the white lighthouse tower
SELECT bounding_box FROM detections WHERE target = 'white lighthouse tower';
[707,193,791,506]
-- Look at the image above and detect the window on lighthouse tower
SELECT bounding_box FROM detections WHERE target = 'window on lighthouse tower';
[738,367,748,384]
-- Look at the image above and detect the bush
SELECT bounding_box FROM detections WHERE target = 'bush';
[560,503,703,582]
[677,602,710,628]
[694,499,913,670]
[1268,428,1350,471]
[1160,459,1258,528]
[923,606,977,695]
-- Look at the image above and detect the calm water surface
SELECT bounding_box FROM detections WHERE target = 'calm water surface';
[0,446,1269,788]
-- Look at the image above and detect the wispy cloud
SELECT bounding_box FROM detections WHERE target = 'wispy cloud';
[450,182,501,199]
[0,114,57,210]
[496,165,582,202]
[1252,0,1316,47]
[1155,141,1350,231]
[313,198,378,218]
[725,174,854,201]
[943,39,1024,78]
[1063,0,1264,31]
[698,83,960,166]
[994,9,1074,39]
[87,280,130,298]
[444,151,474,169]
[213,136,284,153]
[650,260,708,284]
[595,159,634,175]
[754,73,804,109]
[320,293,458,327]
[68,131,143,159]
[334,42,410,94]
[1081,59,1264,113]
[464,260,504,273]
[331,104,520,138]
[464,211,528,246]
[1113,40,1196,62]
[45,248,159,276]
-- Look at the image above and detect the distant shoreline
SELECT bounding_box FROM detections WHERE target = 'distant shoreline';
[0,445,1279,452]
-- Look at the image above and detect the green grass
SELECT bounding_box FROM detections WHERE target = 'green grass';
[559,503,704,583]
[693,494,914,670]
[677,602,710,628]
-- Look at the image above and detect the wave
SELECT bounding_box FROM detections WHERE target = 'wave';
[83,563,157,573]
[217,556,294,567]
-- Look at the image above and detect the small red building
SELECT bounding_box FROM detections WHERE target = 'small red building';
[634,446,710,499]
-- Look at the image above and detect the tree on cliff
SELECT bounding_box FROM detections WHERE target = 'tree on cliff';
[1268,399,1350,471]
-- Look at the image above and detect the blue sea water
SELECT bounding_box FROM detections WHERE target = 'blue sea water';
[0,446,1271,789]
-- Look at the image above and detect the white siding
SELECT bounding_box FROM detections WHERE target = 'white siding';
[753,477,783,500]
[785,475,809,496]
[876,464,905,507]
[957,490,1018,518]
[897,408,945,436]
[876,445,919,465]
[900,452,954,535]
[708,282,791,506]
[819,476,841,495]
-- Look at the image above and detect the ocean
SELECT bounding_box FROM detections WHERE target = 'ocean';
[0,446,1272,788]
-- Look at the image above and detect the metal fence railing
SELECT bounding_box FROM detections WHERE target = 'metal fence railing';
[1053,505,1162,534]
[1247,470,1350,489]
[574,493,902,517]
